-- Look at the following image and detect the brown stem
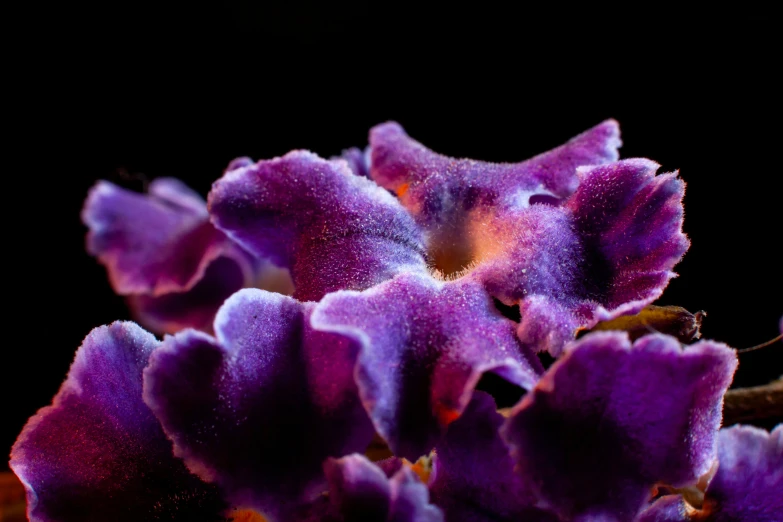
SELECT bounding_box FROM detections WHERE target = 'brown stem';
[723,379,783,426]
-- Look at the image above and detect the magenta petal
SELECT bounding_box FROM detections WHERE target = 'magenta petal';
[83,179,261,333]
[142,289,375,519]
[9,322,227,522]
[429,392,558,522]
[208,151,428,301]
[502,332,737,521]
[312,273,543,460]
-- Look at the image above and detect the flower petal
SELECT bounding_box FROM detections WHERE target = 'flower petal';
[324,454,392,520]
[429,392,558,522]
[311,273,543,461]
[704,425,782,521]
[208,151,428,301]
[474,159,688,354]
[142,289,375,519]
[639,425,783,521]
[502,332,737,521]
[306,454,443,522]
[370,119,620,222]
[83,178,262,333]
[368,120,619,275]
[9,322,227,522]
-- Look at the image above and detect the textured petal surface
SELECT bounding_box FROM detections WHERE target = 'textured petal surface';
[474,159,689,354]
[502,332,737,521]
[312,273,543,461]
[9,322,227,522]
[83,178,261,333]
[429,392,558,522]
[704,425,783,521]
[369,120,619,276]
[302,454,443,522]
[143,289,375,520]
[638,426,783,521]
[84,178,256,295]
[209,151,428,301]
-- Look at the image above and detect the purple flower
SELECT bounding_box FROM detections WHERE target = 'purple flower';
[13,120,741,522]
[82,176,292,334]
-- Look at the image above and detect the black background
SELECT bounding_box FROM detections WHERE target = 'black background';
[4,8,781,466]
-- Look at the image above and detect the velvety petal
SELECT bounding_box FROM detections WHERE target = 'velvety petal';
[302,455,443,522]
[9,322,227,522]
[324,455,393,520]
[143,289,375,520]
[474,159,688,354]
[84,178,257,295]
[208,151,428,301]
[703,425,782,521]
[429,392,558,522]
[502,332,737,522]
[311,273,543,461]
[639,426,783,521]
[369,120,619,275]
[370,119,620,221]
[83,178,264,333]
[129,258,293,334]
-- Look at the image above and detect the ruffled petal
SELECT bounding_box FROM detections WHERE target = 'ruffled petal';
[208,151,428,301]
[429,392,558,522]
[704,425,782,521]
[142,289,375,520]
[83,178,263,333]
[639,426,782,521]
[323,455,392,520]
[502,332,737,522]
[301,455,442,522]
[369,120,619,276]
[129,257,292,334]
[9,322,227,522]
[474,159,688,354]
[370,119,620,220]
[311,273,543,461]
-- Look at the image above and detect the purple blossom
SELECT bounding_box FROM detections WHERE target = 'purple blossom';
[11,120,771,522]
[82,176,291,334]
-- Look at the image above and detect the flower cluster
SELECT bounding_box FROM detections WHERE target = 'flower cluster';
[10,122,781,521]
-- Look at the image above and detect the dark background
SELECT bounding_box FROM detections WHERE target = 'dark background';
[4,8,781,466]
